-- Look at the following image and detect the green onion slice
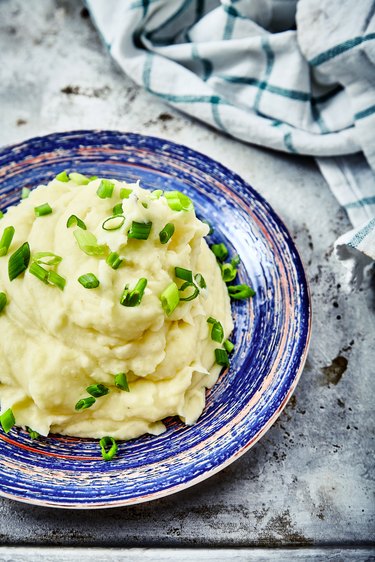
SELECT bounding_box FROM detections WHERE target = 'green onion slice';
[175,267,193,283]
[69,172,90,185]
[8,242,30,281]
[34,203,52,217]
[179,281,199,302]
[48,270,66,291]
[120,187,133,199]
[211,243,228,262]
[99,436,118,461]
[160,282,180,316]
[75,397,96,411]
[227,284,255,300]
[0,211,3,219]
[55,170,69,182]
[27,427,40,439]
[221,262,237,283]
[73,230,107,257]
[33,252,62,266]
[194,273,206,289]
[224,339,235,353]
[78,273,100,289]
[231,255,240,267]
[112,203,123,216]
[127,221,152,240]
[21,187,30,199]
[159,223,175,244]
[30,262,49,284]
[120,278,147,307]
[106,251,123,270]
[67,214,87,230]
[0,292,7,313]
[102,215,125,231]
[164,190,193,212]
[209,320,224,343]
[151,189,163,199]
[0,226,15,257]
[86,384,109,398]
[0,408,15,433]
[215,348,230,367]
[207,316,216,324]
[97,179,114,199]
[114,373,130,392]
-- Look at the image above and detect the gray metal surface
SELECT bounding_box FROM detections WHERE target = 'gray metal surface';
[0,0,374,552]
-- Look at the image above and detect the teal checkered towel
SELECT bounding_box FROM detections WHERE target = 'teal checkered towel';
[87,0,375,285]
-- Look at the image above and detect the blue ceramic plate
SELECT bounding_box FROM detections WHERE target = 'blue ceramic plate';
[0,131,311,508]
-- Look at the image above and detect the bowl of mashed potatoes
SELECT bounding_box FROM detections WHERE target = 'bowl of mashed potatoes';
[0,131,311,507]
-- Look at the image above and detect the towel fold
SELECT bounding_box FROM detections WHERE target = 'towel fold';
[87,0,375,286]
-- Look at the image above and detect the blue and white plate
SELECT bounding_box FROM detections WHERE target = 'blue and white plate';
[0,131,311,508]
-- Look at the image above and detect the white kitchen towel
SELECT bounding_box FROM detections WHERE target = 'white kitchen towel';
[86,0,375,285]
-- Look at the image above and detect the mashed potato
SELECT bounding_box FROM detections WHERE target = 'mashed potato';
[0,175,233,440]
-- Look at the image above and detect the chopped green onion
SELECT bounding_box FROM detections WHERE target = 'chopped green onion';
[221,262,237,283]
[202,219,214,235]
[73,229,107,257]
[8,242,30,281]
[159,223,175,244]
[97,179,114,199]
[194,273,206,289]
[78,273,100,289]
[120,278,147,307]
[215,348,230,367]
[160,282,180,316]
[89,175,98,181]
[112,203,123,215]
[224,339,235,353]
[75,397,96,411]
[33,252,62,266]
[30,263,66,290]
[207,316,216,324]
[0,226,15,257]
[114,373,129,392]
[67,214,87,230]
[151,189,163,199]
[164,190,193,212]
[209,320,224,343]
[141,201,148,209]
[106,251,123,270]
[0,408,15,433]
[175,267,193,283]
[30,262,49,284]
[99,436,118,461]
[34,203,52,217]
[231,255,240,267]
[86,384,109,398]
[127,221,152,240]
[179,281,199,302]
[211,243,228,262]
[55,170,69,182]
[120,187,133,199]
[27,427,40,440]
[47,270,66,291]
[0,292,7,313]
[102,215,125,231]
[0,211,3,219]
[21,187,30,199]
[69,172,90,185]
[227,284,255,300]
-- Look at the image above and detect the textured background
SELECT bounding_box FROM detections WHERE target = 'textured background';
[0,0,374,557]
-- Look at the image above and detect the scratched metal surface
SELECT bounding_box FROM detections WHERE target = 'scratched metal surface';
[0,0,374,551]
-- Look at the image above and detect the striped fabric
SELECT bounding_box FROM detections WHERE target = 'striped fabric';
[87,0,375,285]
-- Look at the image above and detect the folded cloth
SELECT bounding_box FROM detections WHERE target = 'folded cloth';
[86,0,375,285]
